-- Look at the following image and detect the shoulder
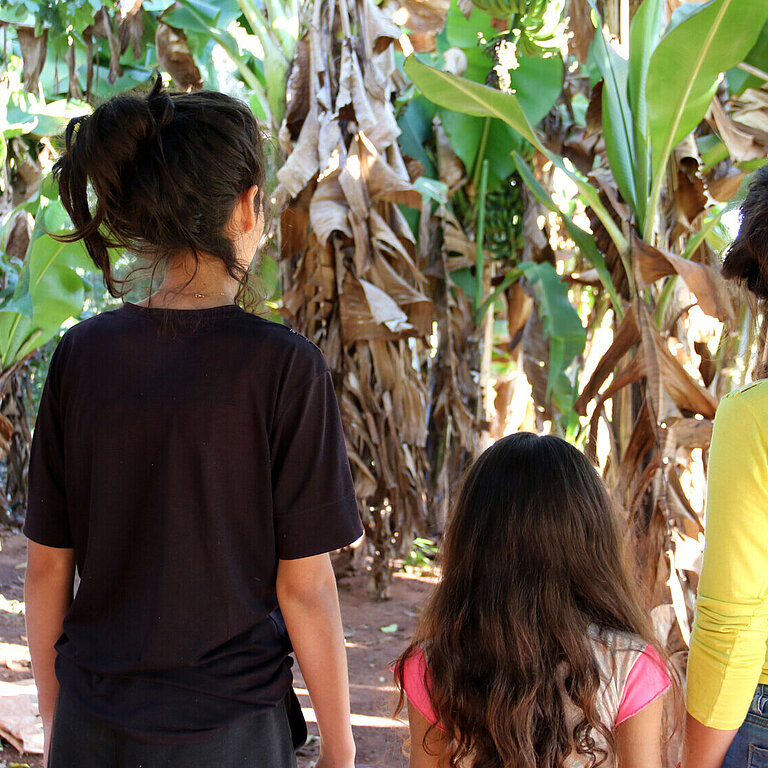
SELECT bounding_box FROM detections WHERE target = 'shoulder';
[239,314,324,357]
[397,647,440,728]
[717,379,768,417]
[711,380,768,453]
[236,315,329,382]
[591,627,667,677]
[62,304,146,338]
[590,628,671,725]
[591,626,648,654]
[590,627,647,678]
[53,308,127,357]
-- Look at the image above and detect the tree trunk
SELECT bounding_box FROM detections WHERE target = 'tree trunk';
[275,0,432,598]
[3,369,31,525]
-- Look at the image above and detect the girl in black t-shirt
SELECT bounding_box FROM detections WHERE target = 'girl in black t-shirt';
[24,78,362,768]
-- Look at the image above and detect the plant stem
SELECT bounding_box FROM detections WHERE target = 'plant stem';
[472,118,492,192]
[737,61,768,82]
[474,159,489,320]
[239,0,290,62]
[645,173,662,243]
[476,267,523,323]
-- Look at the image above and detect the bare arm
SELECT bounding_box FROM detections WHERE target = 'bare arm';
[24,540,75,761]
[277,553,355,768]
[614,695,665,768]
[681,712,737,768]
[407,700,447,768]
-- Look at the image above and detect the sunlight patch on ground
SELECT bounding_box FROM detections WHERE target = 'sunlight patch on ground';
[350,683,396,693]
[0,642,31,674]
[0,642,29,663]
[301,708,406,729]
[295,683,396,695]
[344,640,370,649]
[391,571,439,585]
[0,596,24,616]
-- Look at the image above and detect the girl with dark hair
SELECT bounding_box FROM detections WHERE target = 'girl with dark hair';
[684,165,768,768]
[394,432,674,768]
[23,79,362,768]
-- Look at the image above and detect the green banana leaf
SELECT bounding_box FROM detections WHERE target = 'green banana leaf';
[404,55,540,147]
[428,44,562,191]
[403,56,630,259]
[0,198,91,368]
[172,0,267,99]
[727,19,768,94]
[626,0,664,228]
[520,261,586,404]
[165,0,228,33]
[645,0,768,236]
[438,0,495,51]
[512,151,623,320]
[397,96,438,178]
[438,110,526,192]
[4,91,89,140]
[589,25,637,218]
[507,55,564,127]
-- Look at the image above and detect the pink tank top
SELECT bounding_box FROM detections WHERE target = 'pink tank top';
[400,628,671,766]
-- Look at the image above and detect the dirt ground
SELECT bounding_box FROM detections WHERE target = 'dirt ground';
[0,531,436,768]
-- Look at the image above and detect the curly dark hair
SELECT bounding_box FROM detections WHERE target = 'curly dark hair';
[722,165,768,300]
[395,432,675,768]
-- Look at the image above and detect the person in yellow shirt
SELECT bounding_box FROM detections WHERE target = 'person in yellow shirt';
[684,165,768,768]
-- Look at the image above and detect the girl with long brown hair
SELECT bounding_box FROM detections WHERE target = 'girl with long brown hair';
[395,432,674,767]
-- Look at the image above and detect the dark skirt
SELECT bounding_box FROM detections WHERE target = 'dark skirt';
[48,687,298,768]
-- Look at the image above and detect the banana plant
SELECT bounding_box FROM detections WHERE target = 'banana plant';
[1,77,94,369]
[396,0,570,456]
[405,0,768,307]
[404,0,768,645]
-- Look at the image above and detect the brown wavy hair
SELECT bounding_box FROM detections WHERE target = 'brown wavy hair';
[53,76,266,304]
[395,432,673,767]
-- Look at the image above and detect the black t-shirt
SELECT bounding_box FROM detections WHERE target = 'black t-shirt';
[24,303,363,743]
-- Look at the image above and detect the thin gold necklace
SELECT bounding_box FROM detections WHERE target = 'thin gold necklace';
[157,289,234,300]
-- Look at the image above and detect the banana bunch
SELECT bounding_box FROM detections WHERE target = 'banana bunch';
[517,0,568,56]
[470,0,567,58]
[470,0,548,21]
[481,179,525,259]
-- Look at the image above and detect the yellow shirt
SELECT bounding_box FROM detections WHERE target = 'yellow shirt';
[687,380,768,729]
